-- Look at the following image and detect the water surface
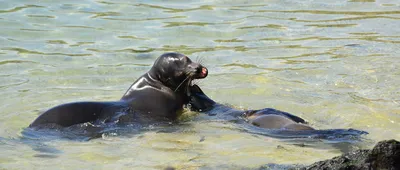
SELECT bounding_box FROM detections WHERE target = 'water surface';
[0,0,399,169]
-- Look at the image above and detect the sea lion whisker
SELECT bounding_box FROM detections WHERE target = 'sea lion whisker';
[197,56,204,65]
[192,79,203,86]
[174,76,191,92]
[192,79,198,85]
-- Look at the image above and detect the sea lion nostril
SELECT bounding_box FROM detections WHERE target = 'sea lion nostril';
[196,67,208,78]
[202,68,207,75]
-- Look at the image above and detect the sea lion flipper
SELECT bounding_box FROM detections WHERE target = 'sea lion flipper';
[257,108,308,124]
[188,84,216,112]
[29,102,119,128]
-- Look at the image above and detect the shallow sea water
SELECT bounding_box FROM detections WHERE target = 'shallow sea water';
[0,0,399,169]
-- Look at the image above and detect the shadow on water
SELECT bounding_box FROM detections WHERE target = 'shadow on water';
[18,124,137,158]
[16,121,185,158]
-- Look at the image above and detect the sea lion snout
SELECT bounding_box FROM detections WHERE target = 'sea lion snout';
[196,66,208,79]
[186,61,208,79]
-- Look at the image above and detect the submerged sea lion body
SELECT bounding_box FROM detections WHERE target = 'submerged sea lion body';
[247,114,314,130]
[29,52,208,128]
[188,84,368,139]
[244,109,314,130]
[188,84,310,130]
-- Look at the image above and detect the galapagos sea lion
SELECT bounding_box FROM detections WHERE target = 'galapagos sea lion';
[29,52,208,128]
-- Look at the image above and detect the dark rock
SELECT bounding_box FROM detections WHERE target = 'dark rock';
[300,139,400,170]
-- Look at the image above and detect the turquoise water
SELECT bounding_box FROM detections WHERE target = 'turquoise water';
[0,0,399,169]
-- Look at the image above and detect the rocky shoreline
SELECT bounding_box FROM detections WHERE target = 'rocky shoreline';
[262,139,399,170]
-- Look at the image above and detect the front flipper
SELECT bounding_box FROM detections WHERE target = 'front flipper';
[188,84,216,112]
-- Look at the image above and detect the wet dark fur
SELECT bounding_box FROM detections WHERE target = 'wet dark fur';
[29,52,207,128]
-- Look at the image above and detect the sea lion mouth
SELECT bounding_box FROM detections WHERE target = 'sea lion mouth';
[198,67,208,79]
[193,67,208,79]
[183,66,207,94]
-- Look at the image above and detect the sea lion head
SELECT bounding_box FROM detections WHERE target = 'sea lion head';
[149,52,208,91]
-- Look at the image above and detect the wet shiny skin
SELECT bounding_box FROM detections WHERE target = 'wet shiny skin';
[29,53,207,127]
[247,112,314,130]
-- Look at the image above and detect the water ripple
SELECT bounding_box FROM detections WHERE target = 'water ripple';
[102,16,186,22]
[26,15,56,19]
[233,9,400,15]
[84,11,121,18]
[0,60,38,65]
[291,15,400,23]
[260,36,400,44]
[62,25,105,30]
[117,36,149,40]
[238,24,286,30]
[135,4,214,13]
[0,5,44,14]
[163,21,210,27]
[86,48,154,53]
[70,42,95,47]
[260,36,322,42]
[269,52,332,60]
[96,1,117,5]
[86,45,257,54]
[46,40,68,45]
[306,24,358,28]
[284,59,335,64]
[0,78,29,89]
[20,28,52,32]
[214,38,245,43]
[2,47,92,56]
